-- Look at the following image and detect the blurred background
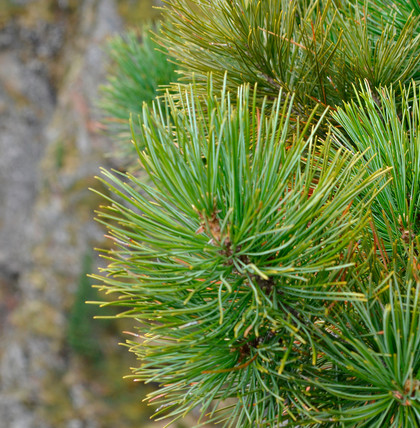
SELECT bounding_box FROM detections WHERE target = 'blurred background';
[0,1,201,427]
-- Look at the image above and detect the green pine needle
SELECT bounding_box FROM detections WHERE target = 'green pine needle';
[332,82,420,252]
[99,24,178,162]
[93,79,385,426]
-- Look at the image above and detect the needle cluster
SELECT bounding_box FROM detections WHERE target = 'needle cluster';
[94,1,420,426]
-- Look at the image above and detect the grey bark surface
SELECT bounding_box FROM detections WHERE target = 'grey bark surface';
[0,1,123,427]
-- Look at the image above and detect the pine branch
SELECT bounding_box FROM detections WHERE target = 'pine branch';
[93,79,385,426]
[299,246,420,426]
[99,24,178,163]
[93,1,420,426]
[159,0,420,118]
[332,82,420,252]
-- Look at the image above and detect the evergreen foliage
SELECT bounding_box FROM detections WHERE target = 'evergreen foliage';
[333,83,420,251]
[303,249,420,426]
[160,0,420,116]
[99,25,177,160]
[94,0,420,426]
[68,252,103,361]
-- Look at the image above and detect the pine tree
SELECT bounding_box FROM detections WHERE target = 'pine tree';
[94,1,420,426]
